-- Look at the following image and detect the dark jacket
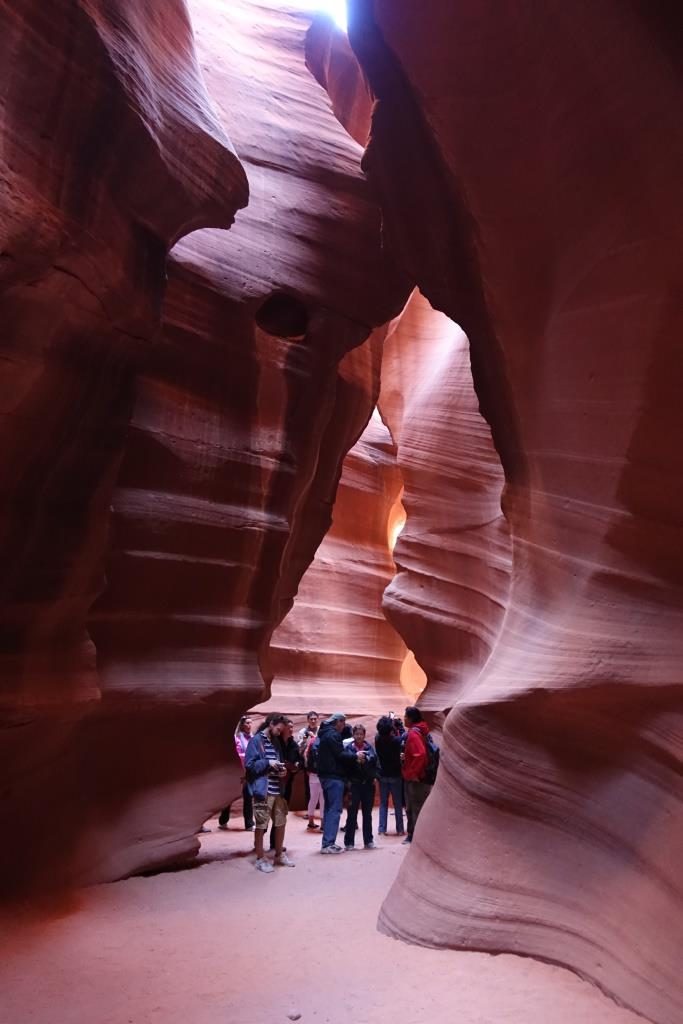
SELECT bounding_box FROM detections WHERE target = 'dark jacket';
[346,740,378,783]
[375,732,403,778]
[244,730,283,800]
[281,735,303,770]
[317,721,358,779]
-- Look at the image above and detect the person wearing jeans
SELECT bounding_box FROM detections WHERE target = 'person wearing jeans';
[344,724,378,850]
[375,715,405,835]
[316,713,363,853]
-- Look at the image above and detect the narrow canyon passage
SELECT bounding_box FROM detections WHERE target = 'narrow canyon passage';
[1,2,681,1024]
[0,814,648,1024]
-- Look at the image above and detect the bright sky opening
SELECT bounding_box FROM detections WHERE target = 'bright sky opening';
[294,0,347,31]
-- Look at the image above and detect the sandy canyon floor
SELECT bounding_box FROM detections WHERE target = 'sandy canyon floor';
[1,811,648,1024]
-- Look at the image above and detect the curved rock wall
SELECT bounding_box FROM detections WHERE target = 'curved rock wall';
[0,0,408,896]
[260,405,418,721]
[349,4,683,1023]
[0,0,247,898]
[379,291,511,710]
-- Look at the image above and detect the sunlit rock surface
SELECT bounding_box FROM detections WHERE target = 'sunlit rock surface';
[379,291,511,710]
[349,3,683,1022]
[259,405,421,720]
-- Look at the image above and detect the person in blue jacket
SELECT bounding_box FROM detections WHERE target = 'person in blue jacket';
[245,713,295,874]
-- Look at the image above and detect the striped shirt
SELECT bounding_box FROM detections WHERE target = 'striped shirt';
[263,735,283,796]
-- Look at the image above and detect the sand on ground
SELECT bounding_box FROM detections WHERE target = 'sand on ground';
[0,810,648,1024]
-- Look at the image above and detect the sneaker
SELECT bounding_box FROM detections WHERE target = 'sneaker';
[364,842,377,850]
[306,822,320,830]
[344,845,355,851]
[330,844,343,852]
[255,858,274,873]
[320,845,342,855]
[401,836,412,845]
[275,853,295,867]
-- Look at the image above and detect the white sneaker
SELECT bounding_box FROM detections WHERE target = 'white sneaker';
[275,853,295,867]
[320,845,342,855]
[255,858,274,873]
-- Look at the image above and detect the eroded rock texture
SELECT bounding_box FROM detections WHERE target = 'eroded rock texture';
[0,0,407,895]
[0,0,247,896]
[380,291,510,710]
[348,3,683,1022]
[260,405,420,720]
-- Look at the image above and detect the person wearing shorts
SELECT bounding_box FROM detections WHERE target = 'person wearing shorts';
[245,713,296,873]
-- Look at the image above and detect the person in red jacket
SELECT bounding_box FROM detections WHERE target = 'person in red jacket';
[401,706,432,845]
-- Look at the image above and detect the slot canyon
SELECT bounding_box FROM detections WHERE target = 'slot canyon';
[1,2,681,1024]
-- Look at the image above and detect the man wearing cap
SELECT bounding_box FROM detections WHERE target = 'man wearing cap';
[317,713,365,854]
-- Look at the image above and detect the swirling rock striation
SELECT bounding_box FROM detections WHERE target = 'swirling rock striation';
[84,0,409,882]
[0,0,408,896]
[379,291,511,711]
[0,0,247,897]
[349,3,683,1023]
[260,405,419,721]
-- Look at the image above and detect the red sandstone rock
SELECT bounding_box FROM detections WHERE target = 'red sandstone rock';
[349,4,683,1022]
[379,291,511,709]
[0,0,247,897]
[261,402,420,720]
[0,0,408,895]
[74,0,407,884]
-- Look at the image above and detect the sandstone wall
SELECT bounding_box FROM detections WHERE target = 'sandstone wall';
[0,0,408,896]
[348,4,683,1023]
[259,407,421,722]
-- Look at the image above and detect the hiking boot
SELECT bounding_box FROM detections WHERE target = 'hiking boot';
[320,845,342,855]
[255,858,274,873]
[274,853,295,867]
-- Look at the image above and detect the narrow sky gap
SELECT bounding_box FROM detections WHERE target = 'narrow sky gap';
[290,0,347,30]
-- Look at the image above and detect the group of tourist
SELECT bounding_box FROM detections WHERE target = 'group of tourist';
[219,707,438,874]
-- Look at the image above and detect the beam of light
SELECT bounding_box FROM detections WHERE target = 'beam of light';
[294,0,347,31]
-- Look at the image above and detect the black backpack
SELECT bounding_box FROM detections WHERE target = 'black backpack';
[306,736,321,774]
[414,728,439,785]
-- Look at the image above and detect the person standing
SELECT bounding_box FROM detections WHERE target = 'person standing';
[268,718,302,851]
[317,713,363,854]
[218,714,254,831]
[303,730,324,830]
[375,715,405,836]
[401,706,432,845]
[344,724,378,850]
[296,711,320,814]
[296,711,320,750]
[245,714,296,873]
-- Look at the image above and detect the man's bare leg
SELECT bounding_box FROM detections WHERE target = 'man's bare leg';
[254,828,266,859]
